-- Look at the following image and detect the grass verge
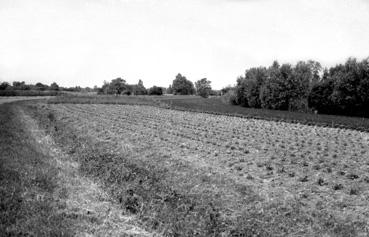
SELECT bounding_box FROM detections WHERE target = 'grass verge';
[0,103,73,236]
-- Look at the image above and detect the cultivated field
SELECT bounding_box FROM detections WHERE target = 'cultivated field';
[26,102,369,236]
[49,94,369,132]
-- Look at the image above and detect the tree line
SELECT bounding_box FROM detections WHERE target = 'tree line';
[99,74,217,98]
[0,81,101,93]
[0,81,61,91]
[226,57,369,117]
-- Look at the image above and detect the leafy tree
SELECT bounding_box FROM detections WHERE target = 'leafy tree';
[235,76,249,106]
[100,81,110,94]
[148,86,163,95]
[220,86,234,95]
[306,60,322,88]
[329,58,369,116]
[308,78,335,114]
[172,73,195,95]
[209,89,221,96]
[260,62,293,110]
[50,82,60,91]
[122,84,133,95]
[166,85,173,94]
[12,81,25,88]
[108,78,126,94]
[35,82,49,91]
[0,82,10,90]
[12,81,30,90]
[236,67,268,108]
[133,79,147,95]
[195,78,212,98]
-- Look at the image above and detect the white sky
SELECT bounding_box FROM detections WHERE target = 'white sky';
[0,0,369,89]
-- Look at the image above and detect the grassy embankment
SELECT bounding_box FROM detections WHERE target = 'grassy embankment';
[50,94,369,132]
[0,103,73,236]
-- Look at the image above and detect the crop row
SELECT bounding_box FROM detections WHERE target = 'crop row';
[45,103,369,231]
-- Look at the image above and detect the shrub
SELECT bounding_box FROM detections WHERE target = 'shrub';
[148,86,163,95]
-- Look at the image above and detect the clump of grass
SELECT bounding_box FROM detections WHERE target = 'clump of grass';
[347,173,359,180]
[349,187,360,195]
[265,163,274,171]
[317,177,326,186]
[299,176,309,182]
[333,183,344,191]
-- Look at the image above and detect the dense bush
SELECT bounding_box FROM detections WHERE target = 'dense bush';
[148,86,163,95]
[220,89,238,105]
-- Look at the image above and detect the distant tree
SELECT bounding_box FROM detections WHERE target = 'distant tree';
[12,81,24,88]
[288,60,322,111]
[166,85,173,94]
[308,78,335,114]
[35,82,49,91]
[12,81,30,90]
[148,86,163,95]
[99,81,109,94]
[236,67,267,107]
[195,78,212,98]
[108,78,126,94]
[122,84,133,95]
[50,82,60,91]
[133,79,147,95]
[328,58,369,116]
[235,76,248,106]
[172,73,195,95]
[220,86,234,95]
[83,87,92,92]
[246,67,268,108]
[0,82,10,90]
[260,62,293,110]
[306,60,322,88]
[209,89,221,96]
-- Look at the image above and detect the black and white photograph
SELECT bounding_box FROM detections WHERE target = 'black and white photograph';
[1,0,369,236]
